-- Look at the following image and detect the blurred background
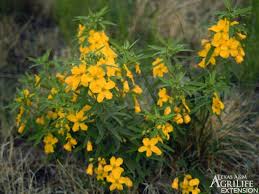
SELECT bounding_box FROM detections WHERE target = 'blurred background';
[0,0,258,193]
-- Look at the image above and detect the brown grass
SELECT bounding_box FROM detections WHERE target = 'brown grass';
[0,135,106,193]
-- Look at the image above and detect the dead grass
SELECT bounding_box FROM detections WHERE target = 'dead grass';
[209,92,259,179]
[0,135,106,194]
[130,0,244,46]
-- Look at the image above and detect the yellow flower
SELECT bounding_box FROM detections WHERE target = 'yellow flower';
[135,63,141,74]
[98,157,107,165]
[152,58,168,78]
[65,64,87,90]
[181,97,191,113]
[157,88,170,107]
[174,106,180,113]
[192,188,201,194]
[172,177,179,190]
[78,24,85,38]
[95,163,108,180]
[185,174,192,180]
[63,133,77,152]
[86,163,93,175]
[189,178,200,187]
[121,177,133,188]
[82,104,92,112]
[212,92,224,115]
[134,97,141,113]
[86,141,93,152]
[157,123,173,140]
[173,174,201,194]
[183,114,191,124]
[18,123,26,134]
[47,111,58,119]
[197,41,216,68]
[90,78,115,103]
[163,123,174,139]
[123,64,135,84]
[123,80,130,93]
[181,176,190,190]
[209,18,230,33]
[164,106,171,115]
[86,66,105,83]
[237,32,246,40]
[36,116,45,125]
[56,73,65,82]
[132,84,143,95]
[23,89,30,98]
[34,74,41,86]
[67,110,88,132]
[174,113,184,124]
[16,106,25,126]
[57,110,65,118]
[138,137,162,157]
[104,156,124,173]
[106,170,125,191]
[43,133,58,154]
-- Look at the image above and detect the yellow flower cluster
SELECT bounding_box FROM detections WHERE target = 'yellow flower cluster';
[67,109,88,132]
[16,106,25,134]
[43,133,58,154]
[138,137,162,157]
[37,105,91,153]
[15,89,34,134]
[65,24,144,106]
[172,175,201,194]
[152,58,168,78]
[78,25,117,70]
[65,25,119,103]
[198,18,246,68]
[156,122,174,140]
[122,63,143,112]
[173,98,191,125]
[157,88,171,107]
[63,133,77,152]
[86,156,133,191]
[212,92,224,115]
[156,88,191,125]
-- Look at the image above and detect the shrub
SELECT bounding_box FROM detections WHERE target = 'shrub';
[13,4,250,193]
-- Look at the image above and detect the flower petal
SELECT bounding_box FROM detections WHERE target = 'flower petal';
[151,146,162,156]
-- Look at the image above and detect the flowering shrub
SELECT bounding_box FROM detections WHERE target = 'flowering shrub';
[14,6,248,193]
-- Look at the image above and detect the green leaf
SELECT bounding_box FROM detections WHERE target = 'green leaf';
[204,47,215,66]
[95,120,105,143]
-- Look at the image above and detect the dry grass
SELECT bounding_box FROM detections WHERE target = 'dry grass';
[130,0,244,46]
[0,135,105,193]
[209,92,259,179]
